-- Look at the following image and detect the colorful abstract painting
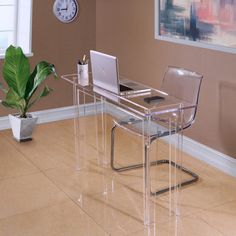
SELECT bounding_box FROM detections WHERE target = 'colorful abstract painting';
[157,0,236,52]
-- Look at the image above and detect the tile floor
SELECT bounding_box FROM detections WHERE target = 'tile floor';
[0,118,236,236]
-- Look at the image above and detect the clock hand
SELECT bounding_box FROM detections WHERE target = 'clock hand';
[61,3,68,11]
[61,2,68,11]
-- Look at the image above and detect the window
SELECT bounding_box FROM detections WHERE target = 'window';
[0,0,33,58]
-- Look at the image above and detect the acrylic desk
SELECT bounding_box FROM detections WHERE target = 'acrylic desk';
[62,74,194,229]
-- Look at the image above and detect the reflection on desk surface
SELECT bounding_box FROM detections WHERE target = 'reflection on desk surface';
[121,79,151,95]
[143,95,165,104]
[93,84,182,114]
[123,89,167,103]
[62,74,193,117]
[121,88,185,114]
[93,85,119,103]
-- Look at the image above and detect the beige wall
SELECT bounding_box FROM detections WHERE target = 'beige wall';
[0,0,96,115]
[96,0,236,158]
[1,0,236,158]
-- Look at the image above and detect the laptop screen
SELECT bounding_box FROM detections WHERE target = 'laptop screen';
[90,50,120,94]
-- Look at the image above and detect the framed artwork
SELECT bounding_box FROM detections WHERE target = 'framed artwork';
[155,0,236,53]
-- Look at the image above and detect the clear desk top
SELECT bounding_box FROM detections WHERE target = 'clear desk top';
[62,73,195,118]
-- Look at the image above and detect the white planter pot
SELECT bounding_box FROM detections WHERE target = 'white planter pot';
[9,114,38,142]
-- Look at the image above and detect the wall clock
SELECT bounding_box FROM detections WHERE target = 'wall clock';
[53,0,79,23]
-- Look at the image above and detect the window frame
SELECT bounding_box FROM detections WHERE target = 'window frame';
[0,0,33,59]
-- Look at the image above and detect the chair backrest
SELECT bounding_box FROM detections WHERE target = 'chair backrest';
[161,66,203,129]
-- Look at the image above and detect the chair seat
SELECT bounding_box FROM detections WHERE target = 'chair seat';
[113,117,173,139]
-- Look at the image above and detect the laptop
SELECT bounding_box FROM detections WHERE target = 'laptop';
[90,50,151,95]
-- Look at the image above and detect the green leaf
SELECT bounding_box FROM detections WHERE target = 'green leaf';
[1,88,26,112]
[3,45,30,98]
[24,65,37,100]
[27,85,53,110]
[27,61,57,100]
[2,101,15,109]
[40,85,53,97]
[1,45,58,115]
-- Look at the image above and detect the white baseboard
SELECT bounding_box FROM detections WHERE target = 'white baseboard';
[0,106,76,130]
[0,104,235,178]
[0,103,97,130]
[34,106,76,124]
[182,136,236,178]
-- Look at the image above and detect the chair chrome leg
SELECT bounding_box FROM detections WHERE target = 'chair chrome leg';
[111,124,199,195]
[151,160,199,196]
[111,124,159,172]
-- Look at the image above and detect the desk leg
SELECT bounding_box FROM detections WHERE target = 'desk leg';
[166,109,183,234]
[175,108,183,234]
[93,97,110,167]
[143,110,183,229]
[144,142,151,225]
[93,95,102,166]
[73,83,82,171]
[143,118,152,226]
[73,85,93,171]
[99,98,109,166]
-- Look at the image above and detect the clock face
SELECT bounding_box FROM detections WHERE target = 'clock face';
[53,0,79,23]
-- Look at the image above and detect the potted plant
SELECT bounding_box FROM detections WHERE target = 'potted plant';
[0,45,58,141]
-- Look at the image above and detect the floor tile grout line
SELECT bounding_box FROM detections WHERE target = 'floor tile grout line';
[0,198,69,222]
[1,120,236,235]
[57,196,110,235]
[1,130,111,234]
[0,133,45,181]
[183,200,236,216]
[1,136,214,234]
[190,214,226,236]
[3,126,146,207]
[2,130,79,178]
[0,170,41,182]
[40,165,153,234]
[1,120,166,235]
[3,135,44,173]
[199,198,236,213]
[40,170,112,236]
[191,199,236,236]
[0,153,109,234]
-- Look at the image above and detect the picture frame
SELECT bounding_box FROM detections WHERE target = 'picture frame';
[155,0,236,54]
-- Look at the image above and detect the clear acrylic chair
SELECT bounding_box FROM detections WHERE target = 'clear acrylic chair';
[110,66,203,196]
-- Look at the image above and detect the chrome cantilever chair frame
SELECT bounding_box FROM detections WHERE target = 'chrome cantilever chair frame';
[110,66,203,196]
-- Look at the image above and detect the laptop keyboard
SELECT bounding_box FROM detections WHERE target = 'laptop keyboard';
[120,84,133,92]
